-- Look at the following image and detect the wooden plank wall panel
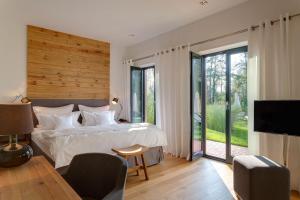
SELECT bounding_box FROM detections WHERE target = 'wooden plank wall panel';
[27,25,110,99]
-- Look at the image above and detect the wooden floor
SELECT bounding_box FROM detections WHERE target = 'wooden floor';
[125,155,300,200]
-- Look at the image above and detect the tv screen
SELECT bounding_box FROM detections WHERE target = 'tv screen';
[254,100,300,136]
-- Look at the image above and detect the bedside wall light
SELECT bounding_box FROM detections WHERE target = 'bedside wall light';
[112,97,123,120]
[21,97,31,103]
[11,95,31,104]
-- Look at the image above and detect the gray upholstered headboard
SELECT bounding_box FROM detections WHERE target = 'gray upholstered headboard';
[30,99,109,111]
[30,99,109,126]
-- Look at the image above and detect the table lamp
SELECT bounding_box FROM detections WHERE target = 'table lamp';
[112,97,123,120]
[0,103,34,167]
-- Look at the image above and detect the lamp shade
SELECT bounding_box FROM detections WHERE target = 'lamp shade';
[0,104,34,135]
[21,97,31,103]
[112,97,119,104]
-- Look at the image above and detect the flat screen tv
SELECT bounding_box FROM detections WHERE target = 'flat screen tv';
[254,100,300,136]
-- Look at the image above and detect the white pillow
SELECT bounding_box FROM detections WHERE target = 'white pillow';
[37,112,81,130]
[33,104,74,116]
[94,111,116,125]
[53,115,74,130]
[78,105,109,113]
[82,110,116,126]
[82,111,97,126]
[36,114,56,130]
[78,105,110,125]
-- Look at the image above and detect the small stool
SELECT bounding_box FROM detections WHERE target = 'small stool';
[233,155,290,200]
[112,144,149,180]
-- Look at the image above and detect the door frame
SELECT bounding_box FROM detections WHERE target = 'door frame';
[190,46,248,163]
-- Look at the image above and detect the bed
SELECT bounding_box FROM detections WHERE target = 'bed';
[29,99,167,169]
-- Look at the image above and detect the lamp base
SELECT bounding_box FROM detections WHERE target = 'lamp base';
[0,144,33,168]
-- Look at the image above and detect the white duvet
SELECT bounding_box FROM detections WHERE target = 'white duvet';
[32,123,167,168]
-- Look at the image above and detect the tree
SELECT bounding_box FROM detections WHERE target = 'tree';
[205,54,226,104]
[231,53,247,114]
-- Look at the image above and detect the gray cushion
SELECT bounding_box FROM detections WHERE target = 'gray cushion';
[233,155,290,200]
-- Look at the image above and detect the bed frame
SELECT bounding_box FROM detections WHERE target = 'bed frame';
[29,99,164,168]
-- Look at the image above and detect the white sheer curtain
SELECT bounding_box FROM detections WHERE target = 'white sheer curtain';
[248,14,300,192]
[154,46,191,159]
[122,59,133,121]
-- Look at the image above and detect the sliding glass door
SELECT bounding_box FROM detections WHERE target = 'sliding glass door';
[229,51,248,157]
[191,46,248,162]
[130,66,156,124]
[205,53,227,160]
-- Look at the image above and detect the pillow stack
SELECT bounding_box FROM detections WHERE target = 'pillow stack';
[33,104,81,130]
[78,105,116,126]
[33,104,116,130]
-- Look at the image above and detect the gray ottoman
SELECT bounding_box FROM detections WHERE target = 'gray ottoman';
[233,155,290,200]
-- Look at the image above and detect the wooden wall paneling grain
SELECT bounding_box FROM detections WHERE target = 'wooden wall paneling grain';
[27,25,110,99]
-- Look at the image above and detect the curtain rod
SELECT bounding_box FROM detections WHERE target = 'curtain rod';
[131,12,300,63]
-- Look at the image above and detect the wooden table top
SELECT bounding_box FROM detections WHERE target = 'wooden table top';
[0,156,81,200]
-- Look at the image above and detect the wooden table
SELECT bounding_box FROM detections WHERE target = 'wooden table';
[0,156,81,200]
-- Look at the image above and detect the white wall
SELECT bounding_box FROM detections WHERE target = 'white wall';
[0,1,125,103]
[1,0,299,104]
[110,44,126,109]
[126,0,300,63]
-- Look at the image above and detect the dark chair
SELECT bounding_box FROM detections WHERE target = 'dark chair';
[60,153,128,200]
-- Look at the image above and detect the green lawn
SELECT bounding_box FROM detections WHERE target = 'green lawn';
[193,120,248,147]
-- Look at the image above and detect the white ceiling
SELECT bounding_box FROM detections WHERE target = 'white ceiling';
[4,0,248,46]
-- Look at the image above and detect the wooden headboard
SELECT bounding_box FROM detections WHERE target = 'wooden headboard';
[27,25,110,99]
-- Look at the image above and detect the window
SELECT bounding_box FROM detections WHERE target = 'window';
[130,66,156,124]
[191,46,248,162]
